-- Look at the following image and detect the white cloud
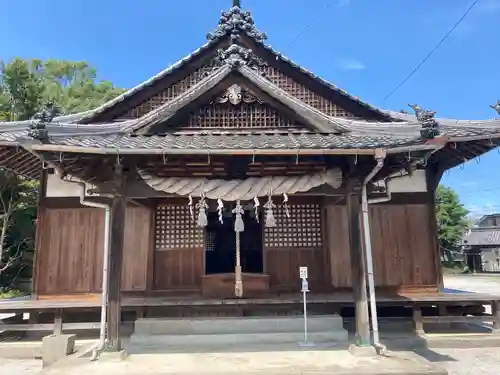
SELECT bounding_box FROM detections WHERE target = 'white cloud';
[334,57,366,71]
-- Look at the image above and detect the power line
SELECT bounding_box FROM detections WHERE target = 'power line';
[285,0,337,49]
[382,0,481,102]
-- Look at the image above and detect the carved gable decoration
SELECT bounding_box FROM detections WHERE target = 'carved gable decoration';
[117,61,356,122]
[213,84,262,105]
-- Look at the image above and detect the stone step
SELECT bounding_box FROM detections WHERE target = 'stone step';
[133,315,344,336]
[129,330,349,350]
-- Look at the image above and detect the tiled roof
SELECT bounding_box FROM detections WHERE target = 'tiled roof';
[38,132,424,151]
[464,227,500,246]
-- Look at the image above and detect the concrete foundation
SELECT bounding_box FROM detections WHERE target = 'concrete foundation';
[42,334,76,367]
[129,315,348,352]
[348,344,377,357]
[41,350,449,375]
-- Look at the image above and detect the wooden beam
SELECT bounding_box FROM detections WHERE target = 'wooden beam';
[107,163,126,352]
[426,166,444,291]
[346,186,371,346]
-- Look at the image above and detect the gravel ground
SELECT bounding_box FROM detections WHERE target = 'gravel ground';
[1,275,499,375]
[0,359,41,375]
[427,347,500,375]
[420,275,500,375]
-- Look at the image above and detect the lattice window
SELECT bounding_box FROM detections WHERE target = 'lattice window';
[155,204,204,250]
[120,62,218,119]
[205,231,215,252]
[187,102,301,128]
[264,204,323,248]
[262,66,355,118]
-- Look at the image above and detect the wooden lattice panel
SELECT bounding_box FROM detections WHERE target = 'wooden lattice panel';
[262,66,354,118]
[120,62,218,119]
[264,203,323,248]
[155,204,204,251]
[187,102,301,129]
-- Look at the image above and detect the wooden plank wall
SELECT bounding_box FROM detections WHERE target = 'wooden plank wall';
[324,193,440,291]
[35,207,105,294]
[34,201,153,295]
[264,197,331,292]
[34,193,440,296]
[152,200,205,292]
[121,206,154,292]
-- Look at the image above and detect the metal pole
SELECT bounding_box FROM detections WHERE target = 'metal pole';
[303,289,308,343]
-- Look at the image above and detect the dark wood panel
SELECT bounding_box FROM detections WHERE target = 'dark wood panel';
[324,201,439,290]
[121,206,154,291]
[324,205,352,288]
[153,249,204,290]
[36,208,105,295]
[369,203,438,288]
[35,205,154,295]
[265,248,328,292]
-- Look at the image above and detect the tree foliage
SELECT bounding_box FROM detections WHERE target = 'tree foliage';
[0,58,125,120]
[0,58,124,291]
[436,185,469,258]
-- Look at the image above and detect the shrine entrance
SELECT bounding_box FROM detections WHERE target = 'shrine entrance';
[205,208,263,275]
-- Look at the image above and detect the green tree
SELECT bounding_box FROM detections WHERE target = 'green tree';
[0,58,124,120]
[0,58,125,291]
[436,185,469,261]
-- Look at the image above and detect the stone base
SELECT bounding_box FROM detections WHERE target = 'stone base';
[42,334,76,367]
[349,343,377,357]
[100,350,129,362]
[36,350,448,375]
[130,315,348,351]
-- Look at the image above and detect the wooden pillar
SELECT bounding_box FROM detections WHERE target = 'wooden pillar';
[412,305,424,335]
[53,309,63,336]
[107,163,126,352]
[347,189,371,346]
[426,165,445,291]
[493,301,500,331]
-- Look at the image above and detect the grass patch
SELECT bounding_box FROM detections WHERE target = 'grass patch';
[0,288,27,299]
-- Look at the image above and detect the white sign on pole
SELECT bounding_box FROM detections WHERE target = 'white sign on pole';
[298,265,314,348]
[301,279,309,293]
[299,266,308,279]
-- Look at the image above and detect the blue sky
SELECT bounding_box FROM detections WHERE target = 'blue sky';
[1,0,499,217]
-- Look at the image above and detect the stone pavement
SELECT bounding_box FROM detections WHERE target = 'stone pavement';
[445,275,500,296]
[42,349,447,375]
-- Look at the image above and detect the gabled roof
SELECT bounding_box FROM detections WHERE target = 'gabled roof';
[125,59,352,134]
[464,227,500,246]
[476,213,500,226]
[29,3,499,129]
[49,3,396,125]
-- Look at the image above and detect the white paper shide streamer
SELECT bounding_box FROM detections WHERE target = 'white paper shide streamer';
[232,200,245,232]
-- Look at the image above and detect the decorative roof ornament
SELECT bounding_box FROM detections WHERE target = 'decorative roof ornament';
[214,44,267,71]
[207,3,267,43]
[214,84,262,105]
[408,104,440,139]
[214,44,266,74]
[490,100,500,115]
[29,102,60,141]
